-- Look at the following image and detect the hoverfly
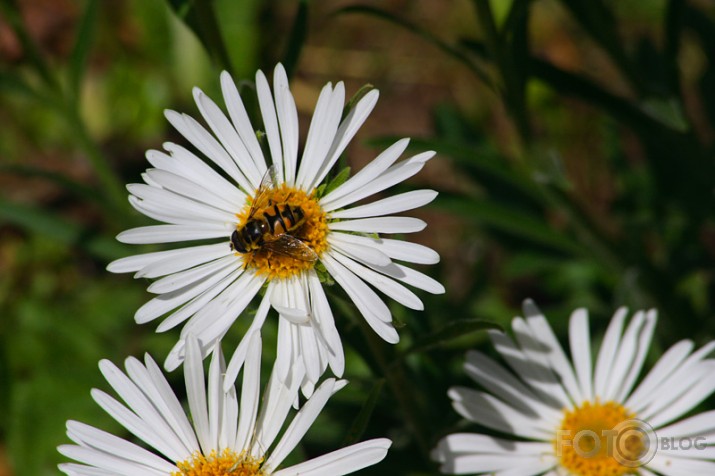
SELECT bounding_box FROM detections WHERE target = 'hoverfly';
[230,166,318,262]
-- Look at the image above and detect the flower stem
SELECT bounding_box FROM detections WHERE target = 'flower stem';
[358,319,432,456]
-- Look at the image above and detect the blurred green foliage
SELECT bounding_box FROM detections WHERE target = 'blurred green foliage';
[1,0,714,475]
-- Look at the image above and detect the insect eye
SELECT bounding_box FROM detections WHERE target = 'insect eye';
[246,222,265,241]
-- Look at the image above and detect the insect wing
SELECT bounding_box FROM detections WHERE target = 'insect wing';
[247,165,278,217]
[263,234,318,262]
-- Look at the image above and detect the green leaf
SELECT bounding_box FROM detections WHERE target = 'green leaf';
[68,0,99,101]
[165,0,233,74]
[281,0,309,80]
[404,319,503,355]
[322,166,351,197]
[341,378,385,446]
[0,199,130,261]
[640,97,689,132]
[342,84,375,122]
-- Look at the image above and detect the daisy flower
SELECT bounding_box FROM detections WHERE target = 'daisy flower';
[107,63,444,386]
[58,333,392,476]
[432,300,715,475]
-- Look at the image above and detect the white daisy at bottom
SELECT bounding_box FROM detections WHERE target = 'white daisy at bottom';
[58,333,391,476]
[432,300,715,476]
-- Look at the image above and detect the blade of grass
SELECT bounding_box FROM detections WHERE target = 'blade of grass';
[281,0,309,80]
[341,378,385,446]
[403,319,502,356]
[68,0,99,104]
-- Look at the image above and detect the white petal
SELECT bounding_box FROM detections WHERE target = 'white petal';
[273,438,391,476]
[107,244,226,275]
[224,290,274,391]
[509,317,572,408]
[148,268,241,330]
[192,87,263,187]
[183,335,211,454]
[657,410,715,438]
[273,64,299,185]
[321,253,398,343]
[328,234,392,267]
[146,255,236,294]
[65,421,177,472]
[613,309,657,402]
[625,339,695,411]
[523,300,583,404]
[123,357,198,453]
[256,68,284,183]
[328,232,439,264]
[489,329,569,411]
[329,190,437,219]
[330,250,423,310]
[220,71,268,183]
[145,168,238,213]
[448,386,553,440]
[57,444,172,476]
[117,224,229,244]
[308,270,345,377]
[265,379,336,470]
[463,350,562,427]
[319,138,409,207]
[296,82,345,189]
[329,216,426,234]
[306,89,379,191]
[149,143,247,205]
[321,151,434,212]
[235,332,263,451]
[569,308,593,402]
[253,363,306,454]
[163,110,254,194]
[593,307,628,399]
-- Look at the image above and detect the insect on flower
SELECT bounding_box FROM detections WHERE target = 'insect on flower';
[230,165,318,263]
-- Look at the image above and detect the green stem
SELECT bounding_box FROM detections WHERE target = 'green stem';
[358,319,431,456]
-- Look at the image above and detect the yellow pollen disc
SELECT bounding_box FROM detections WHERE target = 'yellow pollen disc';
[556,401,645,476]
[173,449,264,476]
[235,184,328,280]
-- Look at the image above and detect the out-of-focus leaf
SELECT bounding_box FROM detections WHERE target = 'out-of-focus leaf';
[68,0,99,101]
[281,0,308,80]
[404,319,503,355]
[640,97,689,132]
[0,199,129,261]
[435,194,584,255]
[166,0,233,74]
[336,4,494,88]
[341,378,385,446]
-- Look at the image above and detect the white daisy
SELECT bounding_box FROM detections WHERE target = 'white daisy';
[432,300,715,476]
[107,63,444,387]
[58,333,392,476]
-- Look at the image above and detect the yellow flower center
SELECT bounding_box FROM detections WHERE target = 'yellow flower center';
[555,401,646,476]
[173,449,264,476]
[234,184,328,280]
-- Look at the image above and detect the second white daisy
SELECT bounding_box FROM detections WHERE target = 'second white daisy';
[58,333,392,476]
[433,300,715,475]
